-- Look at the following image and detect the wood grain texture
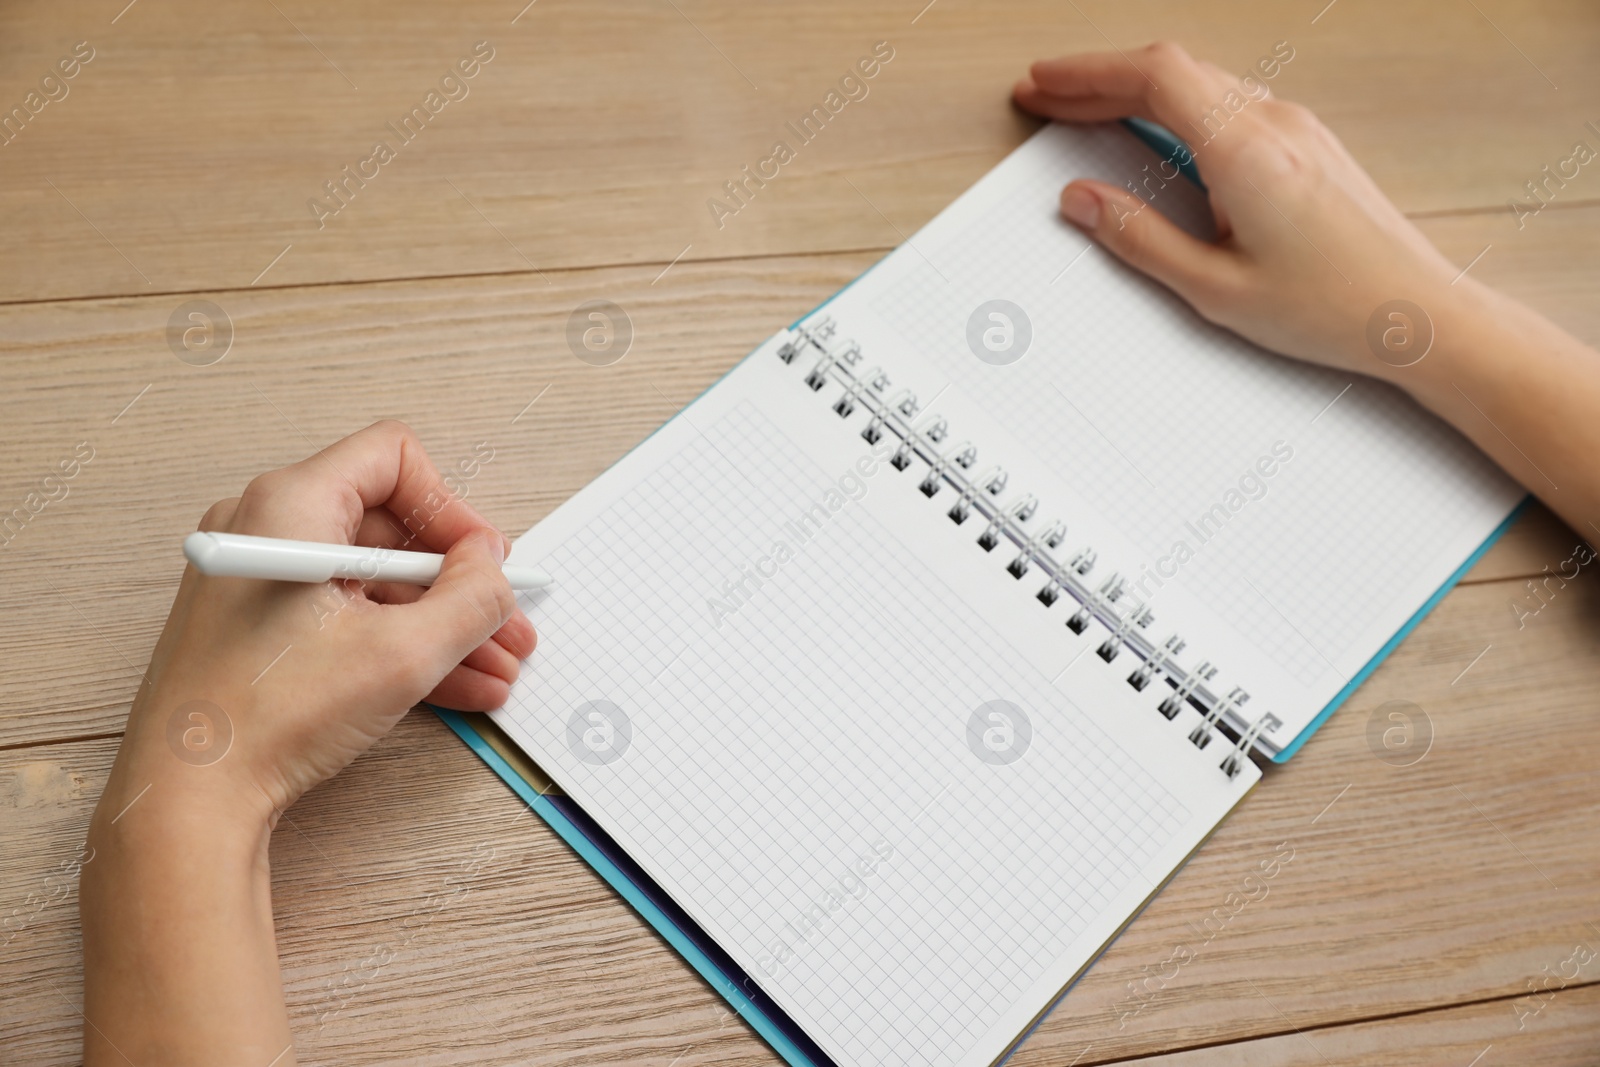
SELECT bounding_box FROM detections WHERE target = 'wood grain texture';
[4,3,1599,1060]
[0,0,1596,301]
[1460,499,1579,586]
[0,251,874,747]
[0,724,769,1067]
[4,198,1598,746]
[5,571,1600,1064]
[1115,983,1600,1066]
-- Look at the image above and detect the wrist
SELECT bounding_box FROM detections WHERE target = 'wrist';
[94,701,281,868]
[1359,276,1505,408]
[87,758,276,876]
[114,673,293,821]
[82,725,288,1067]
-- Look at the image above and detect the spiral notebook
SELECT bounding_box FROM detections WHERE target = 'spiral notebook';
[468,122,1523,1067]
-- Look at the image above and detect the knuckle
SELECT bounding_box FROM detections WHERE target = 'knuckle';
[366,418,418,448]
[1280,101,1318,127]
[235,464,333,533]
[198,497,240,531]
[1231,132,1308,187]
[1185,266,1243,321]
[241,468,289,505]
[1202,138,1246,173]
[1110,202,1158,265]
[1142,40,1191,69]
[491,581,516,624]
[1261,98,1314,130]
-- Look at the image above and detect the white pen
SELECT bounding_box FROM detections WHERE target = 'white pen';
[182,532,553,590]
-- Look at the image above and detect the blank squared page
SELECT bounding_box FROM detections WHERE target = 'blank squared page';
[820,122,1521,734]
[493,388,1242,1067]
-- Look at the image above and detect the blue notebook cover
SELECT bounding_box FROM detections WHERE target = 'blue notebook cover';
[434,119,1528,1061]
[435,707,1219,1067]
[434,708,838,1067]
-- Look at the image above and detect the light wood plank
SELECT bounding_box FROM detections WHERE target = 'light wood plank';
[0,724,770,1067]
[5,571,1600,1063]
[1116,983,1600,1066]
[1460,499,1581,586]
[1,0,1595,300]
[5,196,1599,746]
[5,2,1599,1061]
[0,252,874,747]
[1005,569,1600,1064]
[1418,206,1600,354]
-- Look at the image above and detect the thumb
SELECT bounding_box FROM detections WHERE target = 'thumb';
[1059,179,1230,306]
[403,528,516,673]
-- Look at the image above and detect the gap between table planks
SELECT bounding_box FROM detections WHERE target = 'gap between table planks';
[4,2,1599,1053]
[3,201,1597,747]
[0,0,1594,302]
[4,568,1600,1064]
[2,245,1599,1057]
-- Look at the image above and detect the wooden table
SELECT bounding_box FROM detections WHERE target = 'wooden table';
[4,1,1599,1063]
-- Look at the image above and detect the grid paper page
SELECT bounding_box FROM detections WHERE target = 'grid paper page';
[494,382,1254,1067]
[823,123,1521,721]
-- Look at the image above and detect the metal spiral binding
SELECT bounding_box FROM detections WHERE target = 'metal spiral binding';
[1158,661,1214,720]
[1010,519,1067,581]
[1068,574,1123,636]
[978,495,1037,552]
[921,439,977,498]
[1130,635,1186,692]
[834,366,889,419]
[1222,712,1275,779]
[777,316,1283,774]
[1098,598,1155,663]
[1189,686,1248,750]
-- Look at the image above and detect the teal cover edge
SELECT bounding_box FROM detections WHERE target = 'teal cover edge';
[1271,496,1530,762]
[778,115,1524,765]
[432,123,1521,1066]
[433,708,824,1067]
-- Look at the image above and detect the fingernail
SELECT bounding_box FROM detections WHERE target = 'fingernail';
[1061,186,1100,230]
[486,531,506,565]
